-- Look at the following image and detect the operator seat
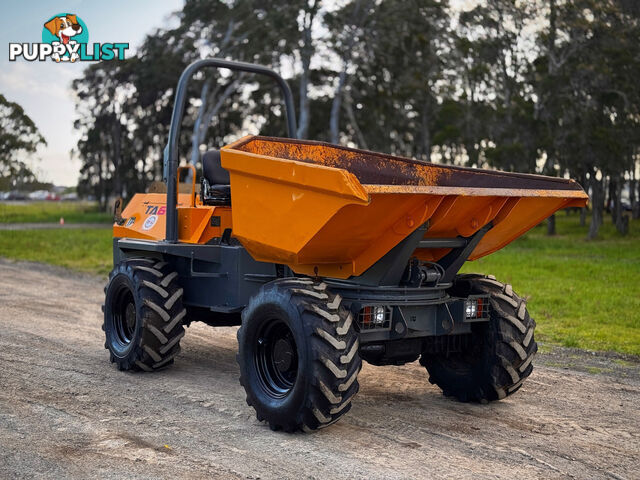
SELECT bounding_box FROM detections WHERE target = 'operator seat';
[201,150,231,206]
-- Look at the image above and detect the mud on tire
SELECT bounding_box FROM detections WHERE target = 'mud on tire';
[420,274,537,402]
[237,278,361,432]
[103,258,186,371]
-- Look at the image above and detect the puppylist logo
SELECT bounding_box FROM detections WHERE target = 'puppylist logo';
[9,13,129,63]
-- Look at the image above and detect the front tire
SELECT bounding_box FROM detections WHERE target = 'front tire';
[420,274,537,402]
[237,278,361,432]
[103,258,186,371]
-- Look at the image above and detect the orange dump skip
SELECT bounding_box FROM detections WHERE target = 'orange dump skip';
[221,135,588,279]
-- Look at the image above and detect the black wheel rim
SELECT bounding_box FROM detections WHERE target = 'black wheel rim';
[110,282,137,351]
[254,319,298,398]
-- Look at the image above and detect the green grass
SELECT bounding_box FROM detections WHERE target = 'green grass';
[0,228,113,275]
[462,213,640,356]
[0,201,112,224]
[0,211,637,356]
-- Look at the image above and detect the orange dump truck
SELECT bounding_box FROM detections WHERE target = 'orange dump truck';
[103,59,588,432]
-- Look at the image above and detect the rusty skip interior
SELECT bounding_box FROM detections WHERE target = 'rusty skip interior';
[234,136,585,192]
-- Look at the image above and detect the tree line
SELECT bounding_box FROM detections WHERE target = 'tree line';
[72,0,640,238]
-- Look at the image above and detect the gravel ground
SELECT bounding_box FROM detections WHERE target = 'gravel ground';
[0,258,638,480]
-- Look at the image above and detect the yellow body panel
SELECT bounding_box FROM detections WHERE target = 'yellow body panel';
[113,193,232,244]
[114,135,588,280]
[220,136,588,279]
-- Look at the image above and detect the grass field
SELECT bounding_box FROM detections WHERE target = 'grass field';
[0,229,113,275]
[0,201,112,224]
[461,213,640,355]
[0,205,638,355]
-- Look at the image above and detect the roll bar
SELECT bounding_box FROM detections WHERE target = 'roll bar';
[163,58,298,243]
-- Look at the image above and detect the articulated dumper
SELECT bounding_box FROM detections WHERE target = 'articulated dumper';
[104,59,588,432]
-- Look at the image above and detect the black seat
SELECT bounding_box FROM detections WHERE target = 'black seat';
[201,150,231,206]
[202,150,229,185]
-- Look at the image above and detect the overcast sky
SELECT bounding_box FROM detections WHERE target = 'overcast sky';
[0,0,184,186]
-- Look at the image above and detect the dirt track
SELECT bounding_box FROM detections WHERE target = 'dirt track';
[1,259,638,479]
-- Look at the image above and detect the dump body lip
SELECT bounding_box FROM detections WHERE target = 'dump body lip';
[365,184,589,199]
[226,135,586,192]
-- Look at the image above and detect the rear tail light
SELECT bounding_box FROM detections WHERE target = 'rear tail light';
[357,305,391,330]
[465,296,489,320]
[464,300,477,318]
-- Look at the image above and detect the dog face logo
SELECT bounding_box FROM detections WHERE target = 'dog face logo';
[42,13,88,62]
[44,15,83,45]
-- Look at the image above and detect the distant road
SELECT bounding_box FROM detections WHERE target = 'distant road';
[0,223,112,230]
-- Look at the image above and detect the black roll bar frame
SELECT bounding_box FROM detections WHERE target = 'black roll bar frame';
[163,58,297,243]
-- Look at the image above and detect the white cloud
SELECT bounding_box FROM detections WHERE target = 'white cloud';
[0,62,75,99]
[0,62,82,187]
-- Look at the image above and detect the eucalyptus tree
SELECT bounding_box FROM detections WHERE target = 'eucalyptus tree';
[334,0,451,159]
[0,94,46,188]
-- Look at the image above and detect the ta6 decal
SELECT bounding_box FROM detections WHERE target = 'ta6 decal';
[145,205,166,215]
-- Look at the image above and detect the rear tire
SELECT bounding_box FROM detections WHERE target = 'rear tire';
[103,258,186,371]
[420,274,537,402]
[237,278,361,432]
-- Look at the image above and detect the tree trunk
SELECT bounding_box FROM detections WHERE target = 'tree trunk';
[547,214,556,236]
[328,0,365,144]
[344,90,368,149]
[421,100,432,161]
[588,177,603,240]
[111,119,122,197]
[197,77,243,149]
[549,0,557,72]
[579,172,587,226]
[609,176,618,223]
[329,67,347,144]
[297,63,310,139]
[297,5,317,140]
[190,80,211,167]
[98,152,108,211]
[612,176,628,235]
[605,176,613,216]
[630,176,640,220]
[96,155,103,210]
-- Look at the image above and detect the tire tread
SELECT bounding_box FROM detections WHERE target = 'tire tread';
[420,273,537,402]
[103,258,185,372]
[237,278,361,432]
